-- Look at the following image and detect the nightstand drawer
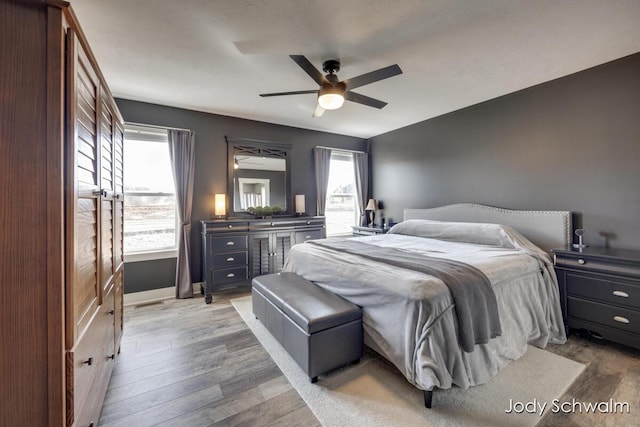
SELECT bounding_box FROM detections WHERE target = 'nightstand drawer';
[211,251,248,268]
[555,253,640,277]
[568,297,640,335]
[566,272,640,309]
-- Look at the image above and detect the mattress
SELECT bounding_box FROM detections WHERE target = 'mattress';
[282,220,566,391]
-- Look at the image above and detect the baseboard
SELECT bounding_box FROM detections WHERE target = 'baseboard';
[124,282,204,307]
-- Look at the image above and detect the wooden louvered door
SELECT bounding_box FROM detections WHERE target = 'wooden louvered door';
[113,121,125,273]
[66,27,124,427]
[250,233,272,277]
[272,231,293,273]
[112,121,125,351]
[66,29,101,344]
[99,97,115,294]
[249,231,293,276]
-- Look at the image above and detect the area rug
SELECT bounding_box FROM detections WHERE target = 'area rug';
[231,296,584,427]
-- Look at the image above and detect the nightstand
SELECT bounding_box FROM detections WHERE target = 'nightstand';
[552,247,640,350]
[352,225,388,237]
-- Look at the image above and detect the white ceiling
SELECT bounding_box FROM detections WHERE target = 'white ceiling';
[69,0,640,139]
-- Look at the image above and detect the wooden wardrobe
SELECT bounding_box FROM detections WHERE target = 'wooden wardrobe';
[0,1,124,425]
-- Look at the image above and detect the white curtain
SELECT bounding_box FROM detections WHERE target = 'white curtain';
[167,129,196,299]
[353,152,369,226]
[314,147,332,215]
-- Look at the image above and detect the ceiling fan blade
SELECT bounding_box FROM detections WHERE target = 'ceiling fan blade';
[312,104,325,117]
[290,55,326,86]
[344,91,388,109]
[343,64,402,90]
[260,90,318,97]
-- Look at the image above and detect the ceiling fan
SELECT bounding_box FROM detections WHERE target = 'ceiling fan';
[260,55,403,117]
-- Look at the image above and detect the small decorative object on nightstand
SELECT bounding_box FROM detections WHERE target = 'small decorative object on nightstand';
[352,225,387,237]
[552,246,640,350]
[572,228,588,250]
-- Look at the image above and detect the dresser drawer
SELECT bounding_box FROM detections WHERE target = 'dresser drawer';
[210,235,248,252]
[211,266,248,285]
[294,229,323,244]
[202,221,249,233]
[295,217,326,228]
[566,272,640,309]
[568,297,640,335]
[212,251,248,268]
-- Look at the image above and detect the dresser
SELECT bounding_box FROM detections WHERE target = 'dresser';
[553,247,640,350]
[1,2,123,425]
[201,217,326,303]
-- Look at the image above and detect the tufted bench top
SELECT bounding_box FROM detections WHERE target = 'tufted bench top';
[252,272,361,334]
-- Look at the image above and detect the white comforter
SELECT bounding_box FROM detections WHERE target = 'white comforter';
[282,220,566,391]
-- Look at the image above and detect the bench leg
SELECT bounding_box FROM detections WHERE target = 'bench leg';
[424,389,434,408]
[309,376,318,384]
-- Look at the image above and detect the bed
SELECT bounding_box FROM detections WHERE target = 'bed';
[282,203,571,405]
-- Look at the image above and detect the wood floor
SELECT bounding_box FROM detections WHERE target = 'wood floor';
[100,288,640,426]
[99,287,319,426]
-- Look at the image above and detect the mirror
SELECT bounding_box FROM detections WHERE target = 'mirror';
[227,137,292,215]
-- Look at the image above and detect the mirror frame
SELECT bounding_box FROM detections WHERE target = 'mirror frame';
[226,137,292,216]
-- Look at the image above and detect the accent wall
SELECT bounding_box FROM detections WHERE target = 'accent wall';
[371,53,640,250]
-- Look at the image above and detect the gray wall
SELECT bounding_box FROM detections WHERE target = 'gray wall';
[371,53,640,250]
[116,99,366,293]
[124,259,176,294]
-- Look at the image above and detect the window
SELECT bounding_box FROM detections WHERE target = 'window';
[325,151,358,236]
[123,124,177,258]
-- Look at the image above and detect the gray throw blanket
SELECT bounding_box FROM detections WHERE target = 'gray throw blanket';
[309,239,501,352]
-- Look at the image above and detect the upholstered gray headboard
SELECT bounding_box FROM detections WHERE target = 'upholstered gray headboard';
[404,203,572,252]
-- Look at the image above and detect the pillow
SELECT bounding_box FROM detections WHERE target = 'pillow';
[389,219,526,250]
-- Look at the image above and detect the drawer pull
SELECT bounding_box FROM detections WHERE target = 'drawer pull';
[613,290,629,298]
[613,316,630,324]
[577,258,586,265]
[305,235,311,239]
[226,273,235,278]
[108,309,115,315]
[226,241,235,246]
[306,221,311,225]
[228,225,233,229]
[107,354,115,360]
[83,357,93,366]
[226,257,235,262]
[271,222,275,227]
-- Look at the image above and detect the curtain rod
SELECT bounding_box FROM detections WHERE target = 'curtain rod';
[315,145,367,154]
[125,121,192,133]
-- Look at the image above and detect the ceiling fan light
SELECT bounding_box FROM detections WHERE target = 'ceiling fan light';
[318,82,345,110]
[318,93,344,110]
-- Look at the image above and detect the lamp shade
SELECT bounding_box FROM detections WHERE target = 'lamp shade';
[317,82,346,110]
[214,194,226,217]
[365,198,378,211]
[295,194,305,214]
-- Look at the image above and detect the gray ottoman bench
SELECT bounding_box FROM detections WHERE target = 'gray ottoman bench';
[252,272,363,383]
